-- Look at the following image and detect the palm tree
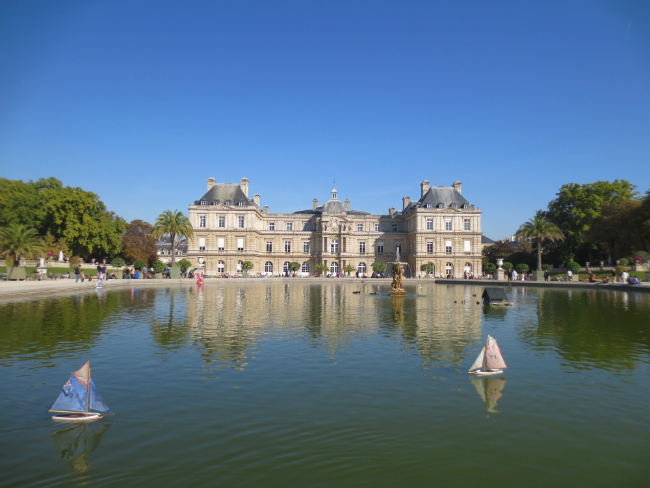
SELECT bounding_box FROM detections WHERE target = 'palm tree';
[151,210,194,267]
[0,224,44,266]
[515,214,564,271]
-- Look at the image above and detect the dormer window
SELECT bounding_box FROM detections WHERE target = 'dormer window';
[438,203,444,209]
[426,203,432,208]
[200,200,207,206]
[211,201,217,205]
[461,203,467,209]
[451,203,457,209]
[225,200,232,206]
[238,201,244,206]
[215,200,220,205]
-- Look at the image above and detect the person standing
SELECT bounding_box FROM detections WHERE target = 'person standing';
[80,270,85,282]
[567,269,573,281]
[75,265,81,283]
[142,265,147,279]
[130,267,135,279]
[544,269,550,281]
[511,269,518,281]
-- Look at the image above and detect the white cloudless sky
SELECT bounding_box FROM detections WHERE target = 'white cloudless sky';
[1,0,649,240]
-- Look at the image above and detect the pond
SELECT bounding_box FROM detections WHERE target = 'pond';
[1,282,649,487]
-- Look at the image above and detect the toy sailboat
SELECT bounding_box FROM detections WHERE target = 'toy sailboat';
[468,335,507,376]
[50,361,113,421]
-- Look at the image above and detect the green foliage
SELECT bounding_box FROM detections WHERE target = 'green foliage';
[111,257,125,267]
[515,263,530,273]
[68,256,80,267]
[502,262,513,271]
[373,262,387,273]
[515,213,564,271]
[420,263,433,274]
[133,260,146,271]
[177,259,192,272]
[121,220,157,266]
[542,264,552,271]
[288,262,301,273]
[0,224,44,265]
[241,261,254,273]
[152,260,166,273]
[615,265,627,276]
[342,264,355,276]
[618,258,629,266]
[483,263,496,274]
[482,241,516,263]
[151,210,193,266]
[546,180,639,262]
[314,263,328,275]
[567,261,581,273]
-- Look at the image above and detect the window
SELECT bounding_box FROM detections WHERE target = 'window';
[464,262,472,273]
[427,241,433,253]
[359,242,366,254]
[303,242,310,253]
[330,262,339,275]
[304,222,310,231]
[286,222,293,231]
[330,239,339,253]
[264,262,273,274]
[464,219,471,231]
[218,216,225,228]
[464,240,471,254]
[217,261,225,274]
[238,216,244,228]
[426,218,433,230]
[200,200,206,206]
[445,240,452,254]
[451,203,457,209]
[238,238,244,252]
[357,224,363,232]
[377,241,384,254]
[237,261,243,272]
[445,262,453,276]
[225,200,232,206]
[285,241,291,253]
[426,203,432,208]
[212,201,217,206]
[218,237,225,251]
[238,201,244,206]
[302,262,310,273]
[269,222,275,230]
[392,224,398,232]
[283,262,290,274]
[396,244,402,255]
[445,218,452,231]
[358,262,366,275]
[438,203,444,209]
[199,216,206,228]
[374,223,380,232]
[199,237,206,251]
[266,241,272,252]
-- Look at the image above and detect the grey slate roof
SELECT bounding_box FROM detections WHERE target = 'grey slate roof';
[481,235,495,245]
[194,183,255,206]
[482,288,508,302]
[403,186,474,214]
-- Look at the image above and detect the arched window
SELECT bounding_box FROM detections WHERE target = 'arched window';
[283,262,290,274]
[330,262,339,275]
[302,262,310,273]
[237,261,243,272]
[445,262,453,276]
[264,262,273,274]
[217,261,225,274]
[358,262,366,275]
[464,262,472,273]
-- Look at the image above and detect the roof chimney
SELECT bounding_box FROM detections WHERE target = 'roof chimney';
[253,194,260,207]
[313,198,318,211]
[402,196,410,210]
[263,205,269,214]
[240,177,249,198]
[452,181,462,194]
[421,180,430,198]
[207,177,216,191]
[389,207,395,216]
[345,198,350,210]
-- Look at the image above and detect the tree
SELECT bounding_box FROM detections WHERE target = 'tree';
[342,264,355,277]
[373,262,387,275]
[420,263,433,275]
[588,200,642,261]
[515,263,529,274]
[121,220,158,266]
[288,262,301,275]
[111,257,125,267]
[482,241,516,264]
[151,210,194,267]
[134,260,146,271]
[152,260,166,273]
[514,214,565,271]
[314,263,328,276]
[0,224,44,267]
[177,259,192,272]
[546,180,639,262]
[241,261,254,275]
[483,263,496,275]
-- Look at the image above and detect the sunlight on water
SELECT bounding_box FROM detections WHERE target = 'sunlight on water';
[0,282,649,487]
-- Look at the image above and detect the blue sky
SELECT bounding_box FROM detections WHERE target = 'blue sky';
[1,0,649,240]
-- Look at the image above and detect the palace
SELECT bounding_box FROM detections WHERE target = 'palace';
[186,177,483,278]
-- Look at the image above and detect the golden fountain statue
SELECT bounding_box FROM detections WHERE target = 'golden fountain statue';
[389,262,407,296]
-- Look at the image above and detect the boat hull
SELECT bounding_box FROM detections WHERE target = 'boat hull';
[52,412,103,422]
[471,369,504,376]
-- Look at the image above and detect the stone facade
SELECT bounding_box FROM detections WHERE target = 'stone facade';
[187,178,483,278]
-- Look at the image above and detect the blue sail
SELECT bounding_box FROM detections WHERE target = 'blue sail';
[50,375,88,413]
[89,379,112,414]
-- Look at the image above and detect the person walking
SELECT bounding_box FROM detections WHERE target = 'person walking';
[80,270,85,282]
[75,265,81,283]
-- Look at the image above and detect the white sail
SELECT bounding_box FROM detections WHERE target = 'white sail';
[484,335,507,370]
[468,347,485,372]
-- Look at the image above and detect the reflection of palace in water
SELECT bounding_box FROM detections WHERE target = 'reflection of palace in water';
[179,282,486,373]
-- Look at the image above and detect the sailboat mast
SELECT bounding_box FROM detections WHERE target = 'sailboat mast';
[85,365,91,413]
[483,336,488,372]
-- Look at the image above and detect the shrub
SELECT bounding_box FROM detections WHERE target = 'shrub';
[68,256,79,267]
[615,265,628,276]
[618,258,629,266]
[133,260,146,271]
[541,264,552,271]
[111,257,125,268]
[314,264,328,276]
[152,260,166,273]
[373,262,387,273]
[567,261,581,273]
[177,259,192,272]
[502,262,513,271]
[483,263,496,274]
[516,263,529,273]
